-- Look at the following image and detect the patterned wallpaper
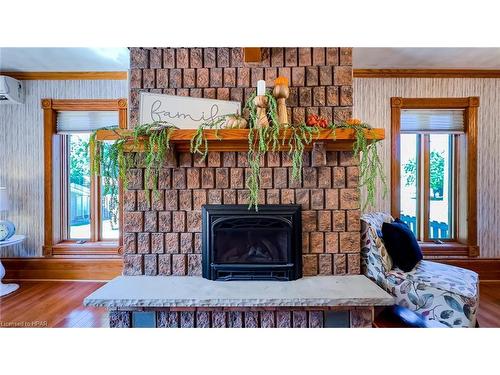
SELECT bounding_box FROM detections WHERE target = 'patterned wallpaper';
[354,77,500,258]
[0,80,128,257]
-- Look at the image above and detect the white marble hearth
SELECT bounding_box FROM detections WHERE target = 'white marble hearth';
[84,275,394,309]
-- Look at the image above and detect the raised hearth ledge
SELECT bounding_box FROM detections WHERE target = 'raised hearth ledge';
[84,275,394,309]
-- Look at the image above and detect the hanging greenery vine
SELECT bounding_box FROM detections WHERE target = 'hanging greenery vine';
[244,91,320,210]
[190,117,226,160]
[90,121,177,205]
[89,127,125,228]
[327,119,387,209]
[284,124,319,181]
[246,91,279,209]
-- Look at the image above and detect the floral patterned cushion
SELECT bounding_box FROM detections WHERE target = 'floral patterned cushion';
[387,260,478,299]
[361,213,394,279]
[361,212,480,328]
[372,227,393,272]
[386,260,479,328]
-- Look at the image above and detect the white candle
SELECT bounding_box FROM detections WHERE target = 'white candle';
[257,80,266,96]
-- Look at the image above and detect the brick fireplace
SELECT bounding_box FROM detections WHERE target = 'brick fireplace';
[124,47,359,278]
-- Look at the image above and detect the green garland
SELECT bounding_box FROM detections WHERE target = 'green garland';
[245,91,281,209]
[190,117,226,160]
[89,127,124,227]
[133,122,177,191]
[91,101,386,212]
[244,91,320,209]
[90,121,176,201]
[284,124,319,181]
[328,121,387,210]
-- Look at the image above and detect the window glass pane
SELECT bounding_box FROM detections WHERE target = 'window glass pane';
[101,141,119,240]
[68,133,91,239]
[429,134,454,239]
[400,134,419,237]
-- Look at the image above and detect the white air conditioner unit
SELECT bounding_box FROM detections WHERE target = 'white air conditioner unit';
[0,76,24,104]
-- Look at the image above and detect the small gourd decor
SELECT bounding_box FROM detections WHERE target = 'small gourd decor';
[222,114,248,129]
[272,76,290,125]
[346,118,362,126]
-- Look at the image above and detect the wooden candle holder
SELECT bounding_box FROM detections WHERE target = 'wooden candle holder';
[253,95,269,128]
[273,84,290,125]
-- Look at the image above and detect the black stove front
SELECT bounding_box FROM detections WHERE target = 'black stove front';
[202,205,302,281]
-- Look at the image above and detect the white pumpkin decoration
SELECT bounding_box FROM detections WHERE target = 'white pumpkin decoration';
[223,115,248,129]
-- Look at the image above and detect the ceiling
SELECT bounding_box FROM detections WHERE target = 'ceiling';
[1,47,500,72]
[353,48,500,69]
[0,48,130,71]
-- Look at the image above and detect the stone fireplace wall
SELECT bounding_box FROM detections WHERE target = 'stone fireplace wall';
[125,47,358,276]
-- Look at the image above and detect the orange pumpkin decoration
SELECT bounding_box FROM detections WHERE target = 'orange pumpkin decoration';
[346,118,362,126]
[274,76,289,87]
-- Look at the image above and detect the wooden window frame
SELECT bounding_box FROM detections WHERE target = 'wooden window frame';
[42,99,127,257]
[391,97,479,257]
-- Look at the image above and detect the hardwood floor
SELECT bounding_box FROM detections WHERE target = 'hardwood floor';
[0,281,107,328]
[1,280,499,328]
[476,282,500,327]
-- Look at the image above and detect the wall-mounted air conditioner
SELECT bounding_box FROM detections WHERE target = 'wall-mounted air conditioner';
[0,76,24,104]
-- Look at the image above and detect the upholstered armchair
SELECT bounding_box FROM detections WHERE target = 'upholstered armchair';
[361,212,479,328]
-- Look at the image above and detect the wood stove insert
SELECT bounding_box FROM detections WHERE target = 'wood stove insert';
[202,205,302,281]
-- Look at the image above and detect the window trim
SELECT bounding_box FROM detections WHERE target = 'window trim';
[390,97,479,257]
[42,99,127,257]
[422,133,431,241]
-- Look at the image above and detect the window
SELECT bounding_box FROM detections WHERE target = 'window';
[42,99,127,256]
[65,133,119,241]
[391,97,479,257]
[67,133,92,239]
[399,110,460,241]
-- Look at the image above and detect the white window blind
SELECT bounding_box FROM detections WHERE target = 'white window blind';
[56,111,119,134]
[401,109,465,133]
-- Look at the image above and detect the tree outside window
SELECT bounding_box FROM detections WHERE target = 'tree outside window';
[403,150,445,200]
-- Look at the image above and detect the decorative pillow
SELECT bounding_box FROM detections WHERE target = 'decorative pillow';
[381,219,422,272]
[394,218,408,227]
[369,227,393,272]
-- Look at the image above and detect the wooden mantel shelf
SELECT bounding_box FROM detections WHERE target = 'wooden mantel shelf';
[94,128,385,152]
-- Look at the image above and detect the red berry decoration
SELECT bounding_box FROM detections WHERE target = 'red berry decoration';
[306,114,319,126]
[306,114,328,128]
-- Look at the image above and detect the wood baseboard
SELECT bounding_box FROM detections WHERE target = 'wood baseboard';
[436,258,500,281]
[1,257,122,281]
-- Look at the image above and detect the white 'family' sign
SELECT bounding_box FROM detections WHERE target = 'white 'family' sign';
[139,92,241,128]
